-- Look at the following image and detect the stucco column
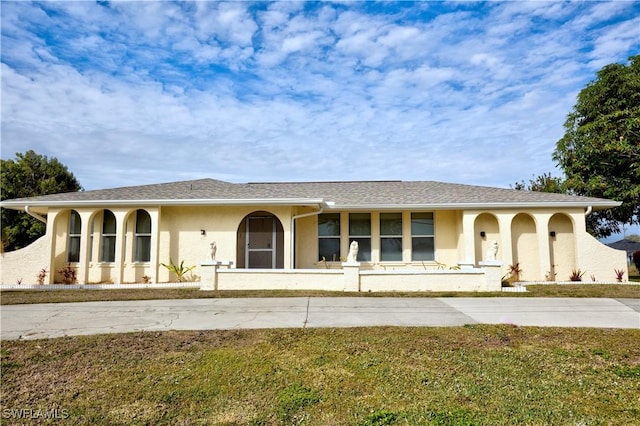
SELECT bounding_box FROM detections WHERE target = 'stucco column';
[113,211,129,284]
[571,211,588,272]
[479,260,503,291]
[200,261,220,291]
[460,211,477,267]
[77,210,94,284]
[536,213,553,281]
[283,215,292,269]
[402,211,412,263]
[497,213,514,269]
[45,210,60,284]
[342,262,361,292]
[148,208,160,284]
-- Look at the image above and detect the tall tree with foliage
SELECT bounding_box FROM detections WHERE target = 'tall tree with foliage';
[513,172,565,193]
[553,55,640,238]
[1,150,82,251]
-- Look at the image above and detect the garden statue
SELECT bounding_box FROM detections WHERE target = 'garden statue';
[208,241,217,262]
[486,240,498,261]
[346,241,359,263]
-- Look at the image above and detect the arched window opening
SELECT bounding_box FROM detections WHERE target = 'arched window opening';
[67,210,81,263]
[134,209,152,262]
[100,210,116,263]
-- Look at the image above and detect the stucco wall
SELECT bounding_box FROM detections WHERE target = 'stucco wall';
[294,209,322,268]
[203,264,502,292]
[576,233,628,282]
[548,213,576,281]
[217,269,345,291]
[361,269,487,292]
[160,205,296,281]
[434,210,461,266]
[0,236,50,285]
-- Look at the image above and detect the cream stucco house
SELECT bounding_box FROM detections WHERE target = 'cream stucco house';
[0,178,629,290]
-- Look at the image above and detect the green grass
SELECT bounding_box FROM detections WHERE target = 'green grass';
[2,326,639,425]
[1,284,639,305]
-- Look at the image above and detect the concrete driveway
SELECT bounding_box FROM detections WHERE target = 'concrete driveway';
[1,297,639,340]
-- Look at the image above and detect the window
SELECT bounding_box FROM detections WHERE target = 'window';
[134,210,151,262]
[380,213,403,261]
[100,210,116,263]
[411,212,434,261]
[349,213,371,262]
[67,210,81,262]
[318,213,340,261]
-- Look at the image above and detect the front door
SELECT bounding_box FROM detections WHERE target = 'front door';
[246,216,275,268]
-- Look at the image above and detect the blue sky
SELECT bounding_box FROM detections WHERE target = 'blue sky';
[1,1,639,210]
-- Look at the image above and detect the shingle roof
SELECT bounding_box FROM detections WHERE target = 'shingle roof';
[0,178,620,210]
[606,239,640,257]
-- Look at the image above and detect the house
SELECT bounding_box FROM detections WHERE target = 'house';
[607,239,640,266]
[0,178,629,290]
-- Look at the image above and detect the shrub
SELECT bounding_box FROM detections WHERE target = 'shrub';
[160,259,195,282]
[502,263,523,286]
[614,269,625,282]
[569,269,585,282]
[36,268,48,285]
[57,263,77,284]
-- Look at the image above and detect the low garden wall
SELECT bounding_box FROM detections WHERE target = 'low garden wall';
[0,236,49,285]
[0,263,505,292]
[201,261,503,292]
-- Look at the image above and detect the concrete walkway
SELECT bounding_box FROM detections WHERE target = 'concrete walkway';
[1,297,639,340]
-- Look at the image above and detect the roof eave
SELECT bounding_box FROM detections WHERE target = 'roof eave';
[326,201,622,211]
[0,198,326,209]
[0,199,621,211]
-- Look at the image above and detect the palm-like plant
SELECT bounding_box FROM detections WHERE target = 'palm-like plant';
[161,258,195,282]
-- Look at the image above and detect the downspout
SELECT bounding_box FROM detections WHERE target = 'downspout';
[290,205,324,269]
[585,205,593,216]
[25,206,47,224]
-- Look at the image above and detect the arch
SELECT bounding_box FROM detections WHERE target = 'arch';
[236,211,284,269]
[99,209,117,263]
[67,210,82,263]
[548,213,576,281]
[133,209,152,263]
[51,209,78,275]
[474,213,500,264]
[511,213,540,281]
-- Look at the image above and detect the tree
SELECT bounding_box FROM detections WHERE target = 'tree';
[553,54,640,238]
[1,151,82,251]
[513,172,565,193]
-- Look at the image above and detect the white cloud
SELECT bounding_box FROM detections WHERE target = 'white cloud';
[1,0,638,193]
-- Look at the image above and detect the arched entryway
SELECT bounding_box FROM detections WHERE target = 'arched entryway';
[511,213,540,281]
[236,211,284,269]
[474,213,500,264]
[548,213,576,281]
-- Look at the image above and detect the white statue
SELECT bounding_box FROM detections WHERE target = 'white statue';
[346,241,359,263]
[208,241,217,262]
[486,240,498,261]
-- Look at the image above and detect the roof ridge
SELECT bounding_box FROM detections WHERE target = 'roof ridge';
[248,180,403,184]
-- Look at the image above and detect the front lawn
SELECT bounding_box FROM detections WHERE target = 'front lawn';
[2,326,639,425]
[1,284,639,305]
